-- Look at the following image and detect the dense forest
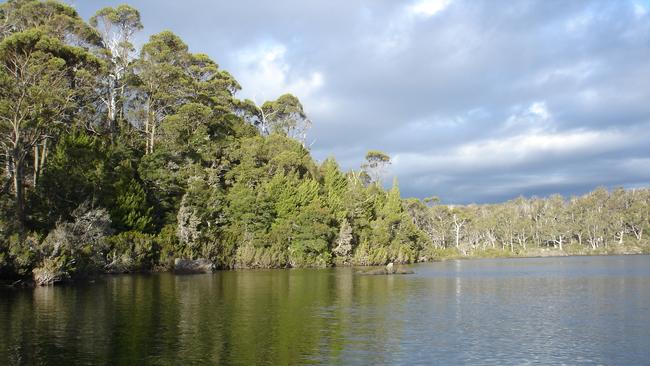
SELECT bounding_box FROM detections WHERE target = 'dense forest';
[0,1,648,285]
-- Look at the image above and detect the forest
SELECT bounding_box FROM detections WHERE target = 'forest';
[0,1,648,285]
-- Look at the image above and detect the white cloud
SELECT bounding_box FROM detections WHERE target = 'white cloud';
[454,129,619,165]
[502,101,553,133]
[407,0,453,17]
[528,102,550,120]
[70,0,650,201]
[232,41,324,103]
[368,0,454,53]
[634,2,647,17]
[394,128,643,175]
[565,12,594,34]
[576,89,601,107]
[528,62,598,87]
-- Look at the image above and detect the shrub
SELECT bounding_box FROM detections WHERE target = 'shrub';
[105,231,157,273]
[32,203,112,285]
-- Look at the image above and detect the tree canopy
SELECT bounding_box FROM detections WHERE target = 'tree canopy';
[0,1,648,285]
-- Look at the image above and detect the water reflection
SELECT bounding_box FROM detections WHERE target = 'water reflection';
[1,256,650,365]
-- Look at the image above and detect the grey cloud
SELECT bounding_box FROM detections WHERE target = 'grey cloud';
[70,0,650,203]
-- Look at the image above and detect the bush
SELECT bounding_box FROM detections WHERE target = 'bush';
[7,233,41,277]
[419,246,460,262]
[33,203,112,285]
[105,231,157,273]
[235,242,287,269]
[33,257,70,286]
[469,247,516,258]
[156,224,180,269]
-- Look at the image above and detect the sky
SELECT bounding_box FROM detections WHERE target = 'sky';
[67,0,650,203]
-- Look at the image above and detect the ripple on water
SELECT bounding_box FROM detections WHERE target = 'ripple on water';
[1,255,649,365]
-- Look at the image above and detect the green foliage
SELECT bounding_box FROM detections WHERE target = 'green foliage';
[90,5,142,43]
[155,224,180,268]
[350,179,429,265]
[260,94,311,143]
[320,158,348,221]
[176,174,229,264]
[34,131,154,233]
[32,203,112,284]
[1,2,648,284]
[109,164,153,232]
[0,26,101,228]
[0,0,101,46]
[7,233,40,277]
[34,132,107,227]
[288,197,336,267]
[361,150,391,184]
[105,231,156,273]
[419,246,460,262]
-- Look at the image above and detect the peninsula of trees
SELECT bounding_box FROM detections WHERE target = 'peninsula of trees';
[0,1,648,285]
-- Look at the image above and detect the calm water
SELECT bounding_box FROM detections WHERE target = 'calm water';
[1,255,649,365]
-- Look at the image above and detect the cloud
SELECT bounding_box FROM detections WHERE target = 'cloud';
[634,2,648,17]
[407,0,453,17]
[365,0,455,53]
[502,102,552,133]
[69,0,650,203]
[232,41,324,103]
[395,128,645,174]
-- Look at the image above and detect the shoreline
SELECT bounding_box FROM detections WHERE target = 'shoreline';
[4,249,648,289]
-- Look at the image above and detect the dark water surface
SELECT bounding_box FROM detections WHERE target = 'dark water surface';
[1,255,649,365]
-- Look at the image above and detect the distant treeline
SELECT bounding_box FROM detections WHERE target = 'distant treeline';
[405,187,649,257]
[0,1,648,285]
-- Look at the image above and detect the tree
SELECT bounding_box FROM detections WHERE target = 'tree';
[361,150,391,185]
[34,131,107,228]
[90,4,143,133]
[424,196,440,206]
[0,0,100,46]
[404,198,433,234]
[289,197,335,267]
[2,1,649,284]
[427,204,453,248]
[320,157,348,221]
[159,103,212,160]
[583,188,610,249]
[472,204,497,250]
[186,53,240,112]
[108,160,153,232]
[544,194,570,251]
[608,187,629,245]
[511,197,532,250]
[129,31,190,154]
[624,189,649,241]
[0,29,99,227]
[332,218,353,260]
[33,201,112,285]
[450,206,469,251]
[247,94,312,146]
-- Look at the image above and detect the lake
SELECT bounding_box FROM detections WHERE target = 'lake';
[1,255,649,365]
